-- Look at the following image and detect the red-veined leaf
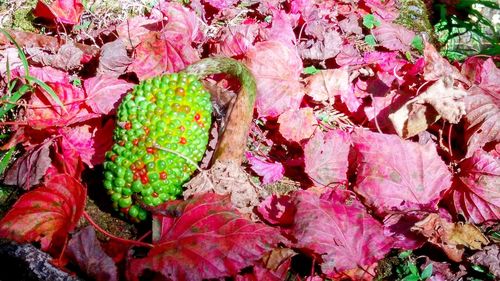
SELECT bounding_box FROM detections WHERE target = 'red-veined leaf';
[33,0,84,25]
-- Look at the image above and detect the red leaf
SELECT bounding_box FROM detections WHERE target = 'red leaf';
[245,41,304,117]
[212,24,259,57]
[46,138,84,180]
[116,16,163,49]
[352,129,452,217]
[446,149,500,223]
[66,226,118,281]
[152,1,203,43]
[3,139,53,190]
[304,130,351,187]
[365,0,399,21]
[256,195,295,226]
[127,193,284,281]
[277,108,317,142]
[84,74,134,115]
[205,0,237,9]
[97,40,133,76]
[245,152,285,185]
[372,21,415,52]
[463,86,500,157]
[33,0,84,25]
[127,31,199,80]
[26,81,97,129]
[290,189,394,276]
[0,174,86,251]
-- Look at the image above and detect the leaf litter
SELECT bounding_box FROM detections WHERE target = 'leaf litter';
[0,0,499,280]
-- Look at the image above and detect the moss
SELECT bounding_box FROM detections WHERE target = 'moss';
[11,8,37,32]
[395,0,435,40]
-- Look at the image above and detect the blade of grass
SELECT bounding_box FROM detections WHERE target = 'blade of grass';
[0,28,29,77]
[0,147,15,176]
[25,75,67,113]
[0,84,30,119]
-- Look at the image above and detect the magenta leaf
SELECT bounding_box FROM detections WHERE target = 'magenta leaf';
[446,149,500,223]
[304,130,351,187]
[290,189,394,276]
[245,41,304,117]
[66,226,118,281]
[84,74,134,115]
[33,0,84,25]
[256,195,295,226]
[127,193,284,281]
[245,152,285,185]
[352,129,452,217]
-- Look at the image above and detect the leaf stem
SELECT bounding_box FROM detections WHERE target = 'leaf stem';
[82,211,154,248]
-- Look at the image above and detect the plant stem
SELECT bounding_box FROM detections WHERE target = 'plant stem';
[184,57,256,164]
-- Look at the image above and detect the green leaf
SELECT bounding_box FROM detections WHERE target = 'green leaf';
[0,28,29,77]
[363,14,380,29]
[421,264,433,280]
[408,261,419,275]
[402,274,420,281]
[0,147,15,176]
[0,84,30,119]
[365,35,377,46]
[399,250,412,259]
[303,66,319,75]
[25,75,67,113]
[471,264,486,273]
[411,36,424,52]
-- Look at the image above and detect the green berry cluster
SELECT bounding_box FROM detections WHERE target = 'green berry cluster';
[103,73,212,221]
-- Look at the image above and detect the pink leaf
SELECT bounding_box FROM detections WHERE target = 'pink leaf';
[299,29,342,61]
[446,149,500,223]
[128,32,199,80]
[372,21,415,52]
[84,74,134,115]
[352,129,452,217]
[116,16,164,49]
[0,174,86,251]
[152,1,203,43]
[463,86,500,157]
[245,41,304,117]
[303,130,351,187]
[365,0,399,21]
[245,152,285,185]
[97,40,134,76]
[3,140,53,190]
[423,42,468,83]
[263,9,298,47]
[204,0,237,9]
[476,58,500,96]
[256,195,295,226]
[33,0,84,25]
[290,189,394,276]
[66,226,118,281]
[304,68,361,112]
[212,24,259,57]
[58,120,114,167]
[127,193,284,281]
[277,108,317,142]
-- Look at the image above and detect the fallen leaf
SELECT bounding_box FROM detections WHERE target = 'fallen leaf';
[84,74,134,115]
[256,195,295,226]
[45,138,84,180]
[152,1,204,43]
[97,40,133,76]
[26,43,84,71]
[468,244,500,279]
[212,24,259,57]
[205,0,237,10]
[290,189,394,276]
[0,173,86,251]
[372,21,415,52]
[66,226,118,281]
[116,16,164,49]
[389,78,466,138]
[411,213,489,262]
[446,149,500,224]
[277,108,317,142]
[127,31,199,80]
[365,0,399,21]
[463,86,500,158]
[423,42,468,84]
[245,40,304,117]
[33,0,84,25]
[128,193,284,281]
[299,29,342,61]
[352,129,452,217]
[264,9,298,47]
[245,152,285,185]
[3,139,53,190]
[303,130,351,187]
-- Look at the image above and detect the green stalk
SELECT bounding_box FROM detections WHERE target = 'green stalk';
[184,57,256,164]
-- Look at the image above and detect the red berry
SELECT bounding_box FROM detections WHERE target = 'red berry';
[124,122,132,130]
[179,137,187,144]
[147,147,155,154]
[133,139,139,146]
[194,113,200,121]
[159,171,167,180]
